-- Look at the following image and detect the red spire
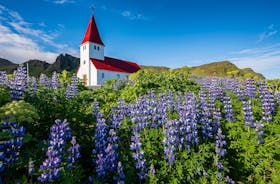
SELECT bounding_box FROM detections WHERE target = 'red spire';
[81,14,104,45]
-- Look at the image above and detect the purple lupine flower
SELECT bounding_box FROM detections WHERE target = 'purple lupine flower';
[215,128,227,180]
[9,64,28,101]
[0,71,8,87]
[130,131,147,180]
[92,100,109,179]
[28,76,38,94]
[66,74,78,99]
[259,86,274,122]
[38,119,73,182]
[223,96,235,122]
[51,71,60,89]
[39,73,51,87]
[66,136,81,169]
[225,176,235,184]
[276,91,280,105]
[114,161,125,184]
[149,164,155,177]
[162,120,178,165]
[0,121,25,173]
[255,121,264,144]
[242,101,256,128]
[244,78,257,99]
[178,93,199,150]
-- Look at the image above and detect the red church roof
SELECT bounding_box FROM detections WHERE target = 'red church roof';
[90,57,141,73]
[81,15,104,45]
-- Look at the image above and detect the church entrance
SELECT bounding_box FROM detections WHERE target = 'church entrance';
[83,74,87,85]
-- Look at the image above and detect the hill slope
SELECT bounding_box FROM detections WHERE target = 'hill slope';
[143,61,265,79]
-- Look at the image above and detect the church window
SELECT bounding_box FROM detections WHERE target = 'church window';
[94,45,96,50]
[83,60,86,65]
[102,73,104,79]
[117,74,120,78]
[97,46,100,50]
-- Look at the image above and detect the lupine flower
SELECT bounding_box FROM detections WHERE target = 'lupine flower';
[149,164,155,177]
[39,73,51,87]
[51,72,60,89]
[162,120,178,165]
[244,78,256,99]
[223,96,235,122]
[259,86,274,122]
[38,119,74,182]
[66,75,79,99]
[242,101,255,128]
[66,136,81,168]
[276,91,280,105]
[28,160,35,175]
[28,76,38,94]
[0,121,25,172]
[92,100,109,179]
[255,121,264,144]
[178,93,199,150]
[215,128,227,180]
[198,91,213,140]
[9,65,27,101]
[130,131,147,180]
[225,176,235,184]
[113,161,125,184]
[0,71,8,87]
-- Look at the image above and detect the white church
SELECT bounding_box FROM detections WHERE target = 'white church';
[77,12,140,86]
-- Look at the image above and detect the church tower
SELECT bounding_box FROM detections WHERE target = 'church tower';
[77,10,140,87]
[78,12,104,86]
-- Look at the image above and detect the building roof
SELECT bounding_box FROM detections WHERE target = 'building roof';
[81,15,104,46]
[90,57,141,73]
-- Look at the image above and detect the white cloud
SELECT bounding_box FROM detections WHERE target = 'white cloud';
[121,10,148,20]
[0,4,78,63]
[228,44,280,79]
[258,24,278,43]
[46,0,75,4]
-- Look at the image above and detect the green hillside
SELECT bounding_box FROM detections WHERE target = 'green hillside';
[142,61,265,79]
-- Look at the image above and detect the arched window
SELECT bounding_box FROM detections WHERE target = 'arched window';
[94,45,96,50]
[102,73,105,79]
[97,46,100,51]
[117,74,120,78]
[83,60,86,65]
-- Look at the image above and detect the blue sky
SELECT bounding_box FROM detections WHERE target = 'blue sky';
[0,0,280,79]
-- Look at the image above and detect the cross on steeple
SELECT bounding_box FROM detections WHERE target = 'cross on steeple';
[91,6,95,15]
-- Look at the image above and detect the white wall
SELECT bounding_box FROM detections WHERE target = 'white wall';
[89,42,104,61]
[78,41,105,86]
[97,70,129,85]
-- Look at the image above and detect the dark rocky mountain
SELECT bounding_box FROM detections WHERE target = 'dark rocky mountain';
[0,54,79,77]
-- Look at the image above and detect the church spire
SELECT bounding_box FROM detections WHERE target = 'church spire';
[81,10,104,46]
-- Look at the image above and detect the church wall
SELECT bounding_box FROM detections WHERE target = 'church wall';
[88,42,104,60]
[96,70,129,85]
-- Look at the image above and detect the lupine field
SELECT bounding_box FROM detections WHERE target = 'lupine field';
[1,65,280,184]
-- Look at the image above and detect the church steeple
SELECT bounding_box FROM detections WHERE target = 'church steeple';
[81,13,104,46]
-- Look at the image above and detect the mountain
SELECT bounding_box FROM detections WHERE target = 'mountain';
[0,54,79,77]
[143,61,265,79]
[24,60,50,77]
[0,56,264,79]
[0,58,17,73]
[44,54,79,74]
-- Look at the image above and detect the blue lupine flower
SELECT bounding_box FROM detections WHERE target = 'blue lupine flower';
[9,64,27,101]
[51,71,60,89]
[66,74,79,99]
[0,121,25,173]
[39,73,51,87]
[38,119,75,182]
